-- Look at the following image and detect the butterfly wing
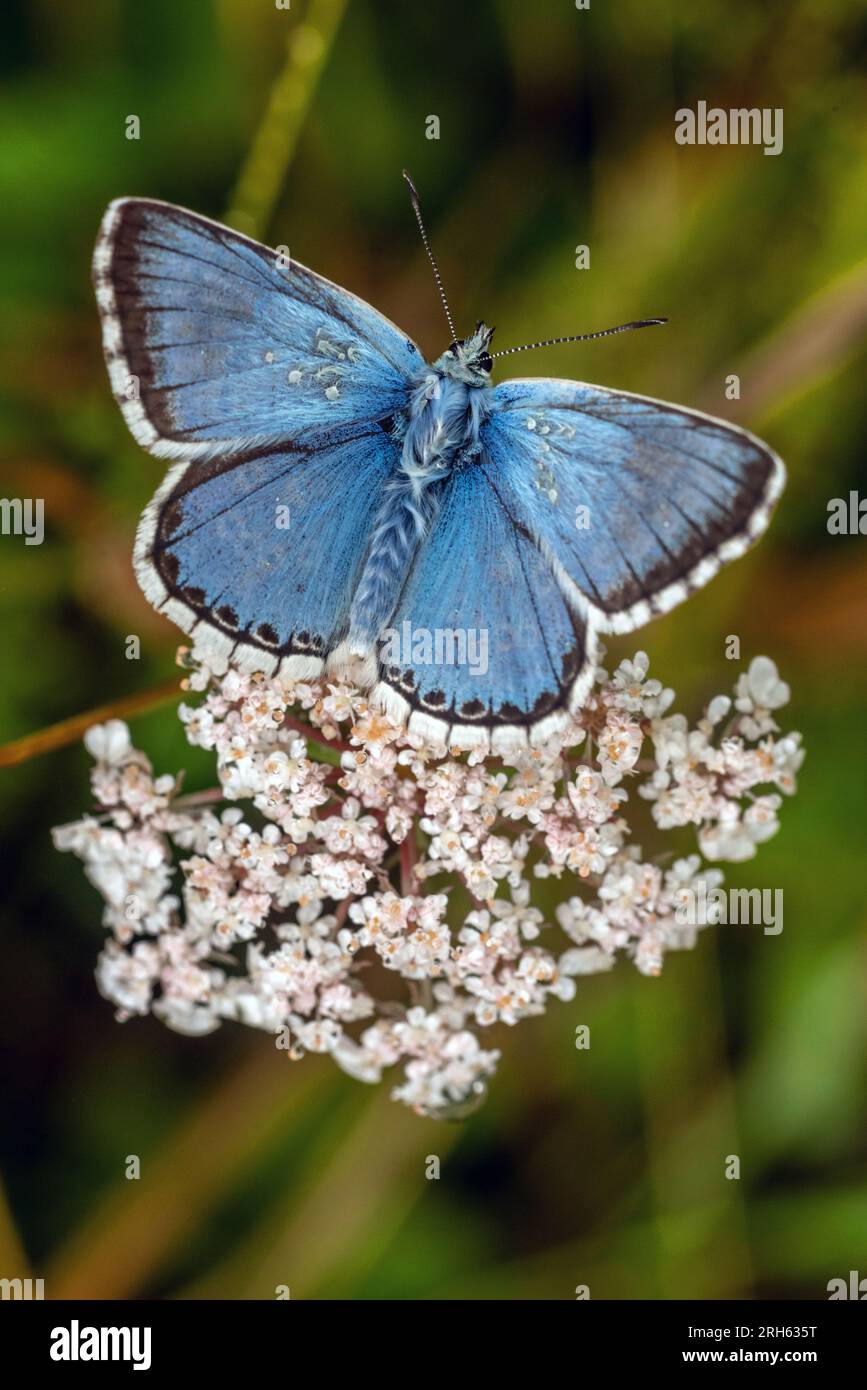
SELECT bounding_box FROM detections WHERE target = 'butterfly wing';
[135,424,400,678]
[482,377,785,631]
[92,198,424,459]
[375,378,784,751]
[94,198,424,673]
[373,462,590,755]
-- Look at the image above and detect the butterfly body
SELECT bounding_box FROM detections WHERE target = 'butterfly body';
[93,197,785,755]
[343,323,496,675]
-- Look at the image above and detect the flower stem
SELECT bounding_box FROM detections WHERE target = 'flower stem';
[171,788,225,810]
[399,831,418,897]
[282,713,348,755]
[223,0,350,240]
[0,678,180,769]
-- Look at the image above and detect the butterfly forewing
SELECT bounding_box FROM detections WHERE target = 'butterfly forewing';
[92,198,423,459]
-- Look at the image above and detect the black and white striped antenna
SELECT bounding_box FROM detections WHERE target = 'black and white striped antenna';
[402,169,458,346]
[491,319,667,359]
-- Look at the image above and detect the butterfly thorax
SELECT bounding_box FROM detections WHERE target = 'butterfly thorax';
[334,324,494,681]
[401,372,489,476]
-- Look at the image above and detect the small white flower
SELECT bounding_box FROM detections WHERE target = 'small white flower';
[706,695,732,726]
[84,719,135,765]
[744,655,790,710]
[559,946,615,976]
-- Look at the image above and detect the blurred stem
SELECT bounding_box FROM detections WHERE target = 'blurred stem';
[46,1048,325,1299]
[696,257,867,422]
[0,687,349,771]
[400,829,418,895]
[182,1087,459,1299]
[170,787,225,810]
[224,0,349,239]
[0,679,180,769]
[282,712,347,761]
[634,937,755,1299]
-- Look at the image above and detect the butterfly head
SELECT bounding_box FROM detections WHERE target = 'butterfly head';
[436,322,495,384]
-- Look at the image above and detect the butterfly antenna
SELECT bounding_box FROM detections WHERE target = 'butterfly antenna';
[491,318,667,358]
[402,169,458,345]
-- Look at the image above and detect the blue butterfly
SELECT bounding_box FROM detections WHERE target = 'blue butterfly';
[92,172,784,755]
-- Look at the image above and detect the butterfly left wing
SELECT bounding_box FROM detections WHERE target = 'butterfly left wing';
[93,198,423,460]
[481,378,785,634]
[94,198,425,677]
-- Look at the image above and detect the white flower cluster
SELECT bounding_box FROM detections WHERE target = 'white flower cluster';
[53,650,803,1118]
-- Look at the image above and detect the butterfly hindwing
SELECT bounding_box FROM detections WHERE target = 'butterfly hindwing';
[482,379,785,634]
[92,198,424,459]
[135,424,400,678]
[373,462,589,754]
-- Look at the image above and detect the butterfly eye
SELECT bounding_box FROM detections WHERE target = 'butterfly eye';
[477,353,493,373]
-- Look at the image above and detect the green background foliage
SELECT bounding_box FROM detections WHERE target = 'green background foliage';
[1,0,865,1299]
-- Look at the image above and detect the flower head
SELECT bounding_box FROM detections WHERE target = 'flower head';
[54,649,801,1118]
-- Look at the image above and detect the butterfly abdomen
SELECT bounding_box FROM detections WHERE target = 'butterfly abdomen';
[346,472,443,656]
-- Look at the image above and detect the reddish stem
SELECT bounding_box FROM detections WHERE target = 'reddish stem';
[399,830,418,897]
[281,713,350,753]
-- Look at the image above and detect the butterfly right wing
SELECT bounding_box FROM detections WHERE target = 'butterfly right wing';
[482,378,785,632]
[93,198,424,460]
